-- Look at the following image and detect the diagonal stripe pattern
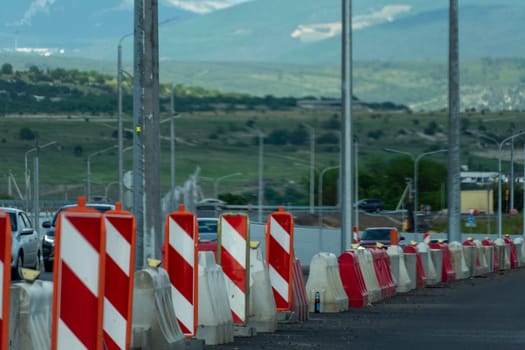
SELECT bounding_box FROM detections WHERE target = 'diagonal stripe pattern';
[219,214,249,324]
[103,211,135,350]
[166,212,197,337]
[267,210,294,310]
[52,205,106,350]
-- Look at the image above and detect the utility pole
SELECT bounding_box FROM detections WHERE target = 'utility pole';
[448,0,461,243]
[341,0,353,253]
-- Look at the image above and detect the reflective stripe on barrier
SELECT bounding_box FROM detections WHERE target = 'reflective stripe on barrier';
[218,214,250,324]
[103,202,136,350]
[291,258,309,321]
[266,207,294,311]
[51,197,106,350]
[165,205,198,337]
[0,210,11,350]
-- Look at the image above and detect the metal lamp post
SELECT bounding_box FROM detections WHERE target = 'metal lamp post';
[318,165,339,251]
[302,123,316,214]
[496,130,525,237]
[24,140,57,210]
[87,145,117,202]
[202,173,243,199]
[384,148,448,232]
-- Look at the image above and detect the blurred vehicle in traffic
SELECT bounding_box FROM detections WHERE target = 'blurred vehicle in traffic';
[41,203,115,271]
[195,198,227,210]
[197,217,219,257]
[359,226,404,249]
[355,198,384,213]
[0,207,42,280]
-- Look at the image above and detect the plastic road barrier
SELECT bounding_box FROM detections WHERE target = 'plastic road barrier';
[196,252,234,345]
[503,235,518,269]
[338,250,369,308]
[416,243,439,286]
[165,205,198,337]
[448,241,470,280]
[265,207,294,311]
[429,242,456,283]
[103,203,136,350]
[51,197,106,350]
[387,245,412,293]
[305,252,348,312]
[291,258,309,321]
[462,238,482,277]
[248,247,277,332]
[218,213,250,325]
[10,280,53,349]
[0,210,11,350]
[131,268,185,349]
[404,244,426,289]
[482,238,497,272]
[494,238,510,270]
[356,248,382,302]
[369,248,396,298]
[513,237,524,267]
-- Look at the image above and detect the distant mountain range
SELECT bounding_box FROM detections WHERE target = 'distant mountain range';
[2,0,524,62]
[1,1,524,111]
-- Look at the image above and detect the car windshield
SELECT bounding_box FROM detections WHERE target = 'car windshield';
[362,228,391,240]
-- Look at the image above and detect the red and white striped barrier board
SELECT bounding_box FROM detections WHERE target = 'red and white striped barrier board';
[266,207,294,311]
[218,213,250,324]
[51,197,106,350]
[103,202,136,350]
[164,204,198,337]
[0,210,11,350]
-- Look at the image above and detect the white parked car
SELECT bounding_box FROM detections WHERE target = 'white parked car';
[0,207,42,280]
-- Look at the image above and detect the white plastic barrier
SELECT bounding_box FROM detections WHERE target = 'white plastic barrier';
[248,247,277,333]
[513,238,524,267]
[404,253,417,291]
[356,248,382,303]
[473,240,489,274]
[131,268,186,349]
[9,280,52,350]
[429,249,443,283]
[416,243,439,286]
[494,238,511,270]
[305,252,348,312]
[448,242,470,279]
[387,246,412,293]
[478,241,494,273]
[196,252,234,345]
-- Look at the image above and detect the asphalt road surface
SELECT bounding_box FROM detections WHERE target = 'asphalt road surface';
[209,268,525,350]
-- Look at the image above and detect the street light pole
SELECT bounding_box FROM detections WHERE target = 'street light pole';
[87,145,117,202]
[496,130,525,237]
[24,141,57,210]
[384,148,447,232]
[302,123,315,214]
[117,31,133,203]
[318,165,339,252]
[258,128,264,223]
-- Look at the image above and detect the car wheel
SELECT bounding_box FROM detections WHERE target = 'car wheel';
[12,254,23,280]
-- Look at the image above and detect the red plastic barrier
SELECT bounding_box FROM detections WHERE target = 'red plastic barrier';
[404,244,426,289]
[338,250,369,308]
[482,238,498,272]
[429,242,456,283]
[369,248,396,298]
[504,235,518,269]
[291,258,309,321]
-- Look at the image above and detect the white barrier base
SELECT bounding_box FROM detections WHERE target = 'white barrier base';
[131,268,187,350]
[248,248,277,332]
[9,280,53,350]
[196,252,234,345]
